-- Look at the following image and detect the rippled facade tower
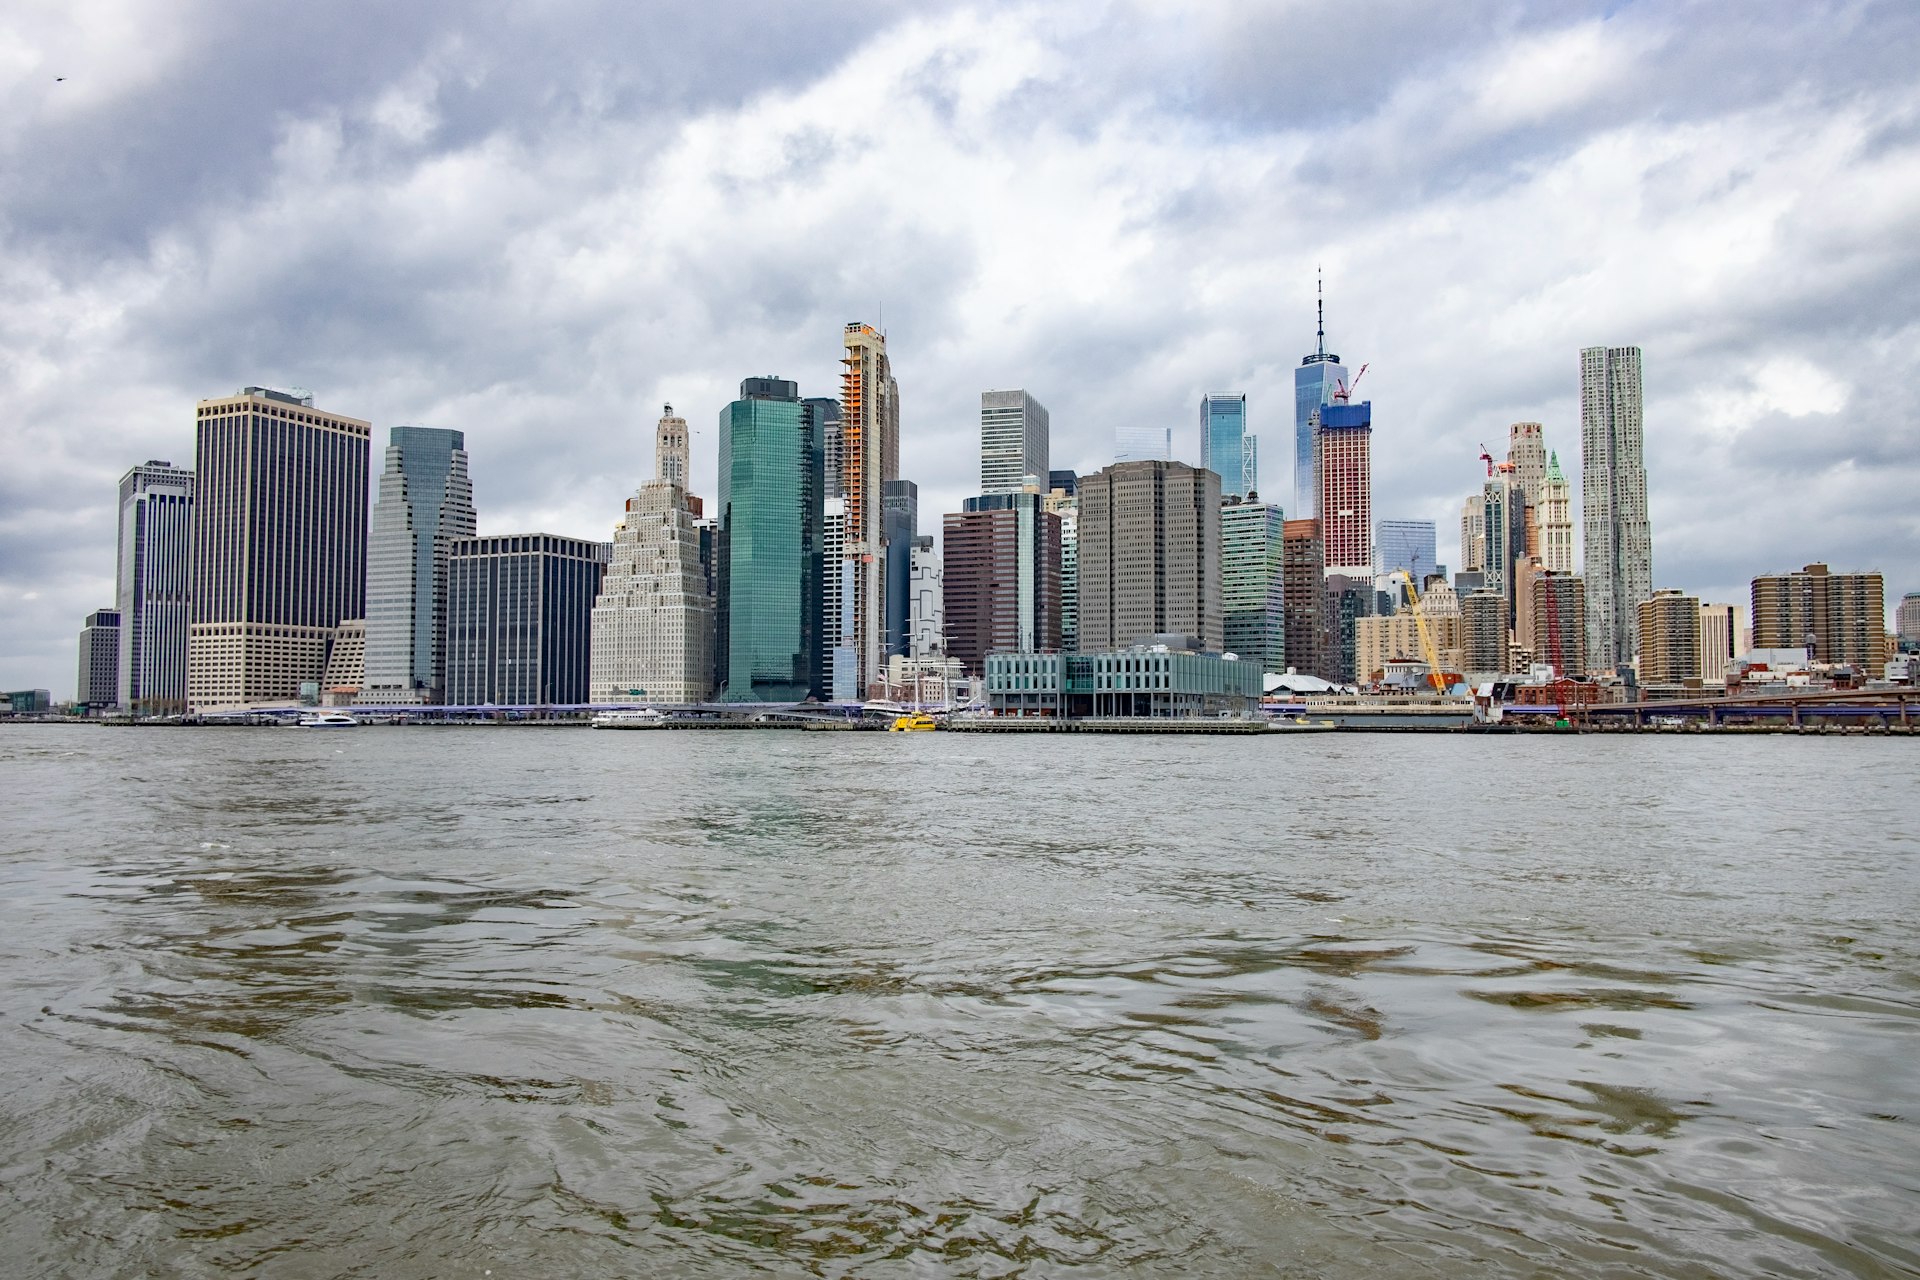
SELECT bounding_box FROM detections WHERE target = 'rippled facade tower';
[361,427,475,704]
[1580,346,1653,672]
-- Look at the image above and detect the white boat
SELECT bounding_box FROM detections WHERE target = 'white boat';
[296,711,357,728]
[591,708,667,728]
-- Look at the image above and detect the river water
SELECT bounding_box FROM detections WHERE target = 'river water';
[1,725,1915,1278]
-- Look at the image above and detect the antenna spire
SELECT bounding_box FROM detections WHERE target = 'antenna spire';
[1316,266,1326,359]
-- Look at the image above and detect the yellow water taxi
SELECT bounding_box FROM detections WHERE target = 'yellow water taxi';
[889,713,938,732]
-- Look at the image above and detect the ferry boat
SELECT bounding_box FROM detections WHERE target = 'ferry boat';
[296,711,357,728]
[889,712,937,732]
[591,708,667,728]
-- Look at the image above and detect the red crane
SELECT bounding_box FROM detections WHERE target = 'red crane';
[1333,362,1370,403]
[1478,443,1495,476]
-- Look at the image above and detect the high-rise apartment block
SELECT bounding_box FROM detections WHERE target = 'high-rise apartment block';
[980,390,1049,495]
[1294,285,1347,521]
[717,377,825,703]
[1581,346,1653,672]
[360,427,475,704]
[1529,572,1587,679]
[942,493,1061,676]
[1637,589,1702,685]
[78,609,121,708]
[840,324,900,698]
[1461,590,1510,675]
[1315,402,1372,575]
[1751,563,1887,676]
[590,474,715,704]
[1221,498,1286,675]
[1896,593,1920,648]
[187,388,370,711]
[1698,602,1748,684]
[445,534,609,705]
[1282,518,1323,675]
[1078,461,1222,652]
[1356,605,1461,686]
[115,459,193,714]
[1201,395,1255,499]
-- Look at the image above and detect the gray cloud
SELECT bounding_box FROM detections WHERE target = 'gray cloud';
[4,0,1918,696]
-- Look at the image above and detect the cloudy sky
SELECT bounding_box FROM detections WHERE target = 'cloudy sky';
[4,0,1917,697]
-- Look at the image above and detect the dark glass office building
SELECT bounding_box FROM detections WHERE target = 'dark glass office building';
[445,534,610,706]
[883,479,917,658]
[716,378,825,702]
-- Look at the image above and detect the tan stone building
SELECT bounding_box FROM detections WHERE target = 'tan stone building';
[1637,589,1702,685]
[187,388,371,711]
[1356,608,1461,685]
[1077,461,1221,652]
[1530,572,1587,678]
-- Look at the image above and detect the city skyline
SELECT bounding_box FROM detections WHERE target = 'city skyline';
[6,3,1920,696]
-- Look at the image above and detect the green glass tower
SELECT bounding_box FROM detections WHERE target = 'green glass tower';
[716,377,824,702]
[1221,498,1286,675]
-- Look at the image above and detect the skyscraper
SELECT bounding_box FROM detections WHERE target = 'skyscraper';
[1201,395,1255,499]
[841,323,900,698]
[1507,422,1548,508]
[360,427,475,704]
[1043,476,1079,652]
[1376,519,1438,583]
[590,422,715,703]
[1698,602,1748,684]
[187,387,370,712]
[941,492,1061,676]
[1580,346,1653,672]
[1077,461,1221,652]
[980,390,1049,495]
[1530,573,1587,679]
[718,376,825,703]
[1459,494,1486,574]
[908,535,943,661]
[77,609,120,708]
[1294,278,1348,520]
[1282,518,1323,676]
[883,479,918,658]
[1638,590,1703,685]
[1541,452,1575,574]
[1751,563,1886,676]
[115,459,193,715]
[445,534,609,705]
[1114,424,1172,463]
[1461,590,1510,675]
[1221,498,1286,675]
[1315,401,1372,575]
[1481,465,1529,620]
[1895,593,1919,649]
[656,404,690,490]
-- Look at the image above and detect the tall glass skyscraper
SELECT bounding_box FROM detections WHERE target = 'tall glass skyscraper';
[980,390,1049,495]
[717,377,825,703]
[1294,284,1347,520]
[883,479,918,658]
[1221,499,1285,674]
[1201,395,1254,499]
[445,534,609,706]
[361,427,475,704]
[1376,519,1438,583]
[1114,424,1172,463]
